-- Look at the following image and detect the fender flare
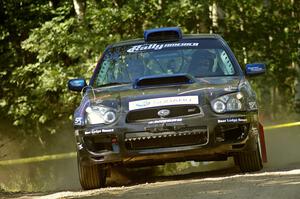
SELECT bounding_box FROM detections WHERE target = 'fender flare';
[259,122,268,163]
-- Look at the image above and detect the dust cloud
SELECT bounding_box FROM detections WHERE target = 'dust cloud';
[0,121,81,192]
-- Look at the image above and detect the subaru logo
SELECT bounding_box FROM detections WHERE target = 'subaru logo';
[157,109,170,117]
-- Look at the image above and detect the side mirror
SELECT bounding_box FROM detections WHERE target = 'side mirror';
[245,63,266,76]
[68,78,87,92]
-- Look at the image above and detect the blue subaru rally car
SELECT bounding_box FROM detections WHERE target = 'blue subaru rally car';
[68,27,266,189]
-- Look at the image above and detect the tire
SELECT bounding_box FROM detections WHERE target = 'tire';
[234,136,263,172]
[77,155,107,190]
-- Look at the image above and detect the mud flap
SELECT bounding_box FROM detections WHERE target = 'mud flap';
[259,122,268,163]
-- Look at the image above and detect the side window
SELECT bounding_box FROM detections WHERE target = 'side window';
[96,60,110,86]
[219,50,235,75]
[95,57,128,86]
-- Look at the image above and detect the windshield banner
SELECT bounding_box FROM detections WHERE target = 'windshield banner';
[127,43,199,53]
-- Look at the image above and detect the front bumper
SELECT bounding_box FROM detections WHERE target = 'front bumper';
[76,111,259,167]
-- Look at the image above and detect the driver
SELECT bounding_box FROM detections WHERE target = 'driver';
[166,59,178,74]
[188,50,216,77]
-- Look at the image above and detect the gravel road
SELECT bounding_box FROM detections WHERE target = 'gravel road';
[2,125,300,199]
[11,166,300,199]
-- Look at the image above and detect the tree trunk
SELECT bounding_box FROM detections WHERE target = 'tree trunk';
[209,1,218,33]
[73,0,86,20]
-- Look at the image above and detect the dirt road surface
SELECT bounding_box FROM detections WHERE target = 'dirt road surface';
[2,125,300,199]
[9,166,300,199]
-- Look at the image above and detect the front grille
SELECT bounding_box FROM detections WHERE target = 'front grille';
[125,127,208,150]
[126,105,201,123]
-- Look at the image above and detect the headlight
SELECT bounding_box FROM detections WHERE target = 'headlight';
[86,106,117,124]
[213,100,226,113]
[211,92,243,113]
[103,111,116,123]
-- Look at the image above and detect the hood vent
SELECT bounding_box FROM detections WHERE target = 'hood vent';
[133,74,195,89]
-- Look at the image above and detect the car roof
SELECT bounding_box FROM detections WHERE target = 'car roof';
[109,34,223,48]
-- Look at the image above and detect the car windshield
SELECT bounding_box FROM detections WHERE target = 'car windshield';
[94,39,236,87]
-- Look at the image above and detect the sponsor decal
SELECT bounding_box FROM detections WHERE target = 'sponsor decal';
[148,118,182,125]
[85,128,114,135]
[217,118,247,123]
[102,129,114,133]
[127,43,199,53]
[135,100,151,108]
[224,86,238,92]
[129,96,199,111]
[74,117,84,126]
[248,66,263,72]
[249,101,258,110]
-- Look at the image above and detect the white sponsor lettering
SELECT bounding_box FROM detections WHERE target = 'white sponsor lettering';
[85,128,114,135]
[224,86,238,92]
[74,117,83,125]
[249,66,263,72]
[129,96,199,111]
[148,118,182,125]
[217,118,247,123]
[102,129,114,133]
[91,129,102,134]
[127,43,199,53]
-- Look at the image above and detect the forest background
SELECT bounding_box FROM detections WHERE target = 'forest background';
[0,0,299,191]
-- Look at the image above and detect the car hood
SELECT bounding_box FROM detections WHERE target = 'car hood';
[85,76,242,111]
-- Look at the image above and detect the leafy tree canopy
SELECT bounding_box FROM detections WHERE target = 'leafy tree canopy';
[0,0,299,142]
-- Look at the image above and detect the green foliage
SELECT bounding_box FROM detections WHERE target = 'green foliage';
[217,0,299,118]
[0,0,299,140]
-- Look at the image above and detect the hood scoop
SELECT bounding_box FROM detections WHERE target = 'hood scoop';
[133,73,195,89]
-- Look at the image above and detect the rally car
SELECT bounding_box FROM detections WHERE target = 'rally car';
[68,27,266,189]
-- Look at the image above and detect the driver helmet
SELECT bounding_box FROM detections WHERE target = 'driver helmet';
[166,59,179,74]
[189,50,215,75]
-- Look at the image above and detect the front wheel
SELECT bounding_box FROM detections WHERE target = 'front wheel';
[77,154,107,190]
[234,136,263,172]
